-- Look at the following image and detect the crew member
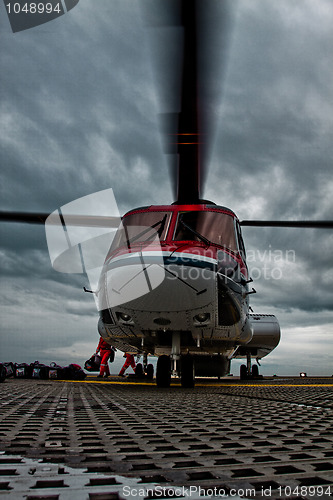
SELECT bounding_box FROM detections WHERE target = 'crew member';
[96,336,114,378]
[119,353,136,376]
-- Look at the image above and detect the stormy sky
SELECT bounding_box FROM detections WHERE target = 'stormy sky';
[0,0,332,376]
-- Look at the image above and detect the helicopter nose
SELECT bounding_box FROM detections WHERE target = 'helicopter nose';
[103,253,165,308]
[102,249,218,310]
[106,259,216,333]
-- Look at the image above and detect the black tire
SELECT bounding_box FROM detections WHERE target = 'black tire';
[156,355,171,388]
[251,364,259,378]
[240,364,248,380]
[146,363,154,380]
[0,364,6,383]
[181,355,195,388]
[135,363,144,377]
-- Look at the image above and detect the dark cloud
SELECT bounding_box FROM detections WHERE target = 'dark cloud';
[0,0,332,373]
[210,1,333,214]
[0,0,169,212]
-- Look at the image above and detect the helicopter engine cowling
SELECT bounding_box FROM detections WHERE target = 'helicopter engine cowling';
[235,314,280,359]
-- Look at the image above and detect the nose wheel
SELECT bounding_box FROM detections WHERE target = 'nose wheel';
[135,353,155,380]
[240,353,261,380]
[251,364,259,377]
[156,333,197,388]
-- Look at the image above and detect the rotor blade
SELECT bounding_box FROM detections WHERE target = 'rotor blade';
[240,220,333,228]
[144,0,233,204]
[176,0,200,203]
[178,0,233,203]
[0,211,120,228]
[195,1,233,198]
[0,211,49,224]
[145,1,199,203]
[178,0,234,203]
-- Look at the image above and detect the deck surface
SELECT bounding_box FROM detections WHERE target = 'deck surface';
[0,376,332,499]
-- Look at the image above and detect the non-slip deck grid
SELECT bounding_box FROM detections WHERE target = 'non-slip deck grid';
[0,378,332,499]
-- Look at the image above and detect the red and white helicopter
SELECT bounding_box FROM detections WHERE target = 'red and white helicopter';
[1,1,332,387]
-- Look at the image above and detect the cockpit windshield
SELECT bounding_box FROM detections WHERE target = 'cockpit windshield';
[174,211,237,251]
[110,211,171,252]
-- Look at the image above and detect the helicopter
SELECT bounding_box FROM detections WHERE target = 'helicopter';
[1,1,332,387]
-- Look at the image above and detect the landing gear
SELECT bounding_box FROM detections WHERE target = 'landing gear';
[134,355,154,380]
[240,353,261,380]
[181,355,195,388]
[155,332,197,388]
[156,355,171,388]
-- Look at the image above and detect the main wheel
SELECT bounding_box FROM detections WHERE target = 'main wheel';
[181,355,195,388]
[156,355,171,388]
[146,363,154,380]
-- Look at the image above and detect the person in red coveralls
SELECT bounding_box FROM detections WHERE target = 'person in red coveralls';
[96,336,115,378]
[119,353,136,376]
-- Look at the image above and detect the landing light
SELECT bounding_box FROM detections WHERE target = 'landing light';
[194,313,210,323]
[117,312,132,323]
[300,372,307,377]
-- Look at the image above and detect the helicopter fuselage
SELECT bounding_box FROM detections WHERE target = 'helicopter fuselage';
[97,203,280,384]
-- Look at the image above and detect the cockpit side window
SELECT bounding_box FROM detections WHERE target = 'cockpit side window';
[236,222,246,259]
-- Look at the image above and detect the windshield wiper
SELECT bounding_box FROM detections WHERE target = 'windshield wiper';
[179,216,211,247]
[126,215,167,248]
